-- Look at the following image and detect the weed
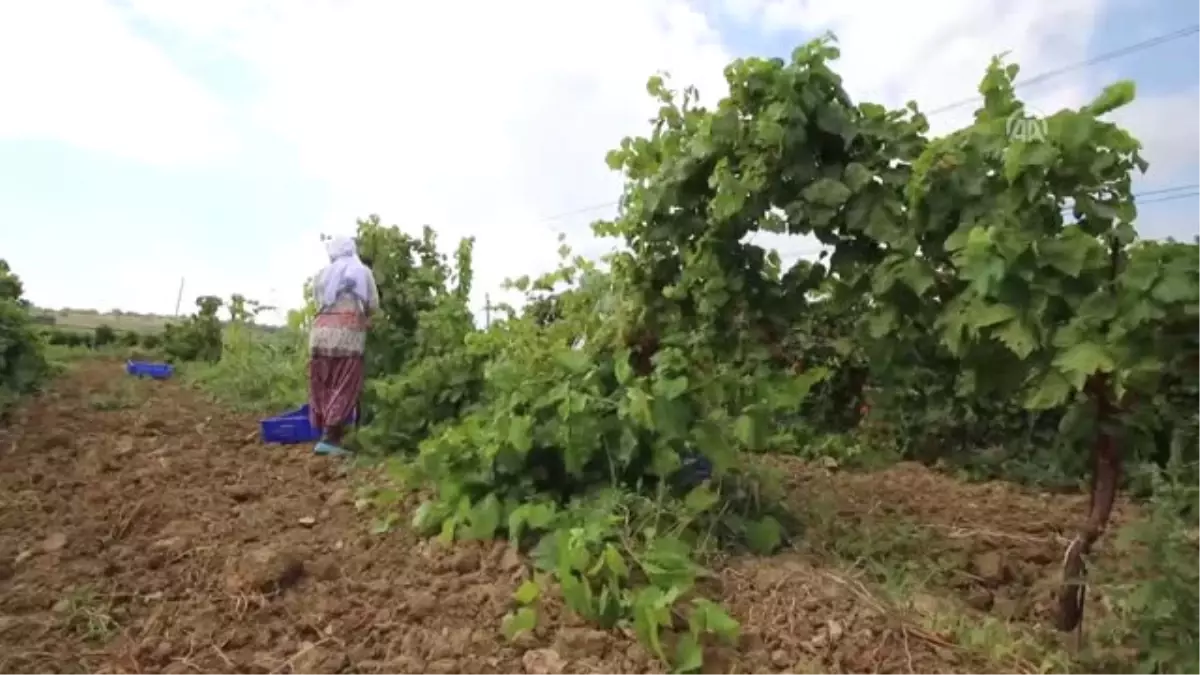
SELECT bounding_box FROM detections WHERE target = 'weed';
[88,381,141,411]
[57,587,119,642]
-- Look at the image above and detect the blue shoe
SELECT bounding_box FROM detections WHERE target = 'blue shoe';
[314,441,348,456]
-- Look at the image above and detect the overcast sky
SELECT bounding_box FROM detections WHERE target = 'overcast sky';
[1,0,1196,323]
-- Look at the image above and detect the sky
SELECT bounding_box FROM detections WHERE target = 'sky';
[1,0,1196,325]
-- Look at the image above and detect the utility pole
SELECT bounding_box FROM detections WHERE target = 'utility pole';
[173,277,186,316]
[484,293,491,329]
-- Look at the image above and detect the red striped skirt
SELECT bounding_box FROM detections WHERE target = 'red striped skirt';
[309,354,364,430]
[308,307,367,430]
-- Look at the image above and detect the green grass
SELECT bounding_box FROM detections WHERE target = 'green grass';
[35,309,172,334]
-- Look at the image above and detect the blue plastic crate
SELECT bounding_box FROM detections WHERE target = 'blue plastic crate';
[126,360,174,380]
[260,404,359,444]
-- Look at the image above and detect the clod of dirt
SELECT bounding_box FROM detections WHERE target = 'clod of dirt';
[292,643,349,674]
[808,618,845,649]
[909,592,947,617]
[325,488,351,506]
[225,484,260,502]
[428,658,461,674]
[151,641,175,664]
[41,532,67,553]
[499,544,523,572]
[992,595,1019,619]
[382,656,426,672]
[114,435,135,456]
[310,556,340,581]
[522,648,566,674]
[405,591,438,620]
[41,431,71,451]
[150,522,200,558]
[553,627,610,654]
[448,548,481,573]
[225,545,305,594]
[138,419,166,434]
[0,615,20,635]
[966,588,995,611]
[970,550,1010,586]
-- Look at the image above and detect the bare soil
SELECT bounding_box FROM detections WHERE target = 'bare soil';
[0,360,1115,673]
[766,454,1136,627]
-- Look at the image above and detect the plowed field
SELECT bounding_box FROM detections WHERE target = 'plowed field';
[0,360,1139,673]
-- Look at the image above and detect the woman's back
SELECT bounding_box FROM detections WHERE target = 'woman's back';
[312,266,379,317]
[310,264,378,355]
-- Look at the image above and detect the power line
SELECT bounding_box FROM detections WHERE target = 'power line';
[1135,191,1198,206]
[925,25,1200,116]
[539,201,619,224]
[536,25,1198,225]
[1059,184,1200,213]
[1131,184,1198,199]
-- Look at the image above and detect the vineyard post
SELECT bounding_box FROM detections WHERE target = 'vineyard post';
[174,277,185,316]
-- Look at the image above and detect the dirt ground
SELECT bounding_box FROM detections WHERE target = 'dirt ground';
[766,454,1137,631]
[0,360,1113,673]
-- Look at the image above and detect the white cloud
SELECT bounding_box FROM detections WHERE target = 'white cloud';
[718,0,1104,131]
[716,0,1108,255]
[0,0,238,167]
[117,0,734,318]
[1109,88,1200,185]
[22,0,1190,319]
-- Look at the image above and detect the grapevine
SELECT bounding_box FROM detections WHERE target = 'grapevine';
[162,295,224,363]
[347,36,1196,669]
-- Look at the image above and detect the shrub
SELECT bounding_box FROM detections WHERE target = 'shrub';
[0,260,49,416]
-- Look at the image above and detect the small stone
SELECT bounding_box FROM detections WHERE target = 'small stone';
[970,551,1010,586]
[42,533,67,553]
[151,537,186,553]
[298,516,317,527]
[522,648,566,675]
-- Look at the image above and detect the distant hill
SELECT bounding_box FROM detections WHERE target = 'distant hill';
[32,307,284,334]
[33,308,172,334]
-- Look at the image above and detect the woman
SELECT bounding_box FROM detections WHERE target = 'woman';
[309,236,380,455]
